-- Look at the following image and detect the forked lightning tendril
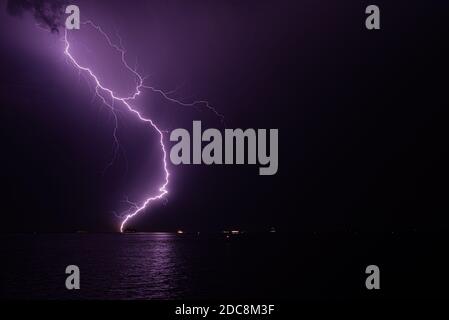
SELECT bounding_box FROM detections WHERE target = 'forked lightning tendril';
[63,21,223,232]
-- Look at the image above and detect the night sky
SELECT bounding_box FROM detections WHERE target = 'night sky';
[0,0,448,233]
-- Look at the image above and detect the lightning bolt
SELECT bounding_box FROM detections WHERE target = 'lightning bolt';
[62,21,223,232]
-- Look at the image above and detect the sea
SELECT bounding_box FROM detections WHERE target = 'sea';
[1,232,448,299]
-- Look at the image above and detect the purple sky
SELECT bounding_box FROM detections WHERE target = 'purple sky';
[1,0,448,232]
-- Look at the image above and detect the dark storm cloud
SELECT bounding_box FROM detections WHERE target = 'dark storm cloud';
[6,0,67,33]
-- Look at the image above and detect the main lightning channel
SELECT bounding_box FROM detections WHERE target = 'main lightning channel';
[62,22,221,232]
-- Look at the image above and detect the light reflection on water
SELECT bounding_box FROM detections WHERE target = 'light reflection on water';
[74,233,189,299]
[113,233,183,299]
[1,232,284,300]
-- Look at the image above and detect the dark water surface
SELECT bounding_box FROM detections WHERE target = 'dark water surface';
[1,232,448,299]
